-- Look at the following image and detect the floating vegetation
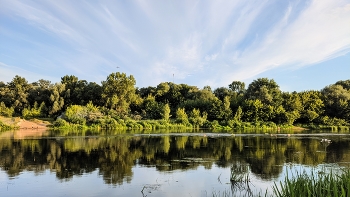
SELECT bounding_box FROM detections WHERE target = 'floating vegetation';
[171,157,215,163]
[229,162,253,196]
[230,162,250,183]
[141,184,161,196]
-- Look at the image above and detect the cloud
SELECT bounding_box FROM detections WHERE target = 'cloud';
[226,0,350,84]
[0,0,349,89]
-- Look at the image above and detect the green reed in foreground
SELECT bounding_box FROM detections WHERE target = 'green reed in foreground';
[273,168,350,197]
[212,168,350,197]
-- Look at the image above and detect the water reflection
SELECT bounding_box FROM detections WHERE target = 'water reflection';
[0,133,350,185]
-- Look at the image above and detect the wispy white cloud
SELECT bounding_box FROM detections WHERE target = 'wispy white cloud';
[225,0,350,85]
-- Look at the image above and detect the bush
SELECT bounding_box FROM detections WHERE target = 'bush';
[53,118,68,127]
[0,102,14,117]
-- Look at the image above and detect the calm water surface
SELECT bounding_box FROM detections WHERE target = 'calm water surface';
[1,130,350,197]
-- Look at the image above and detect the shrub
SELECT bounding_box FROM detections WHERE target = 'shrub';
[0,102,14,117]
[53,118,68,127]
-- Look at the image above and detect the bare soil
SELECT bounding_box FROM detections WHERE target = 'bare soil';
[1,116,50,138]
[292,126,308,131]
[16,119,49,129]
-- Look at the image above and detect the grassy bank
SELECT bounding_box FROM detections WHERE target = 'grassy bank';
[0,116,20,131]
[50,117,294,133]
[0,120,16,131]
[295,123,350,132]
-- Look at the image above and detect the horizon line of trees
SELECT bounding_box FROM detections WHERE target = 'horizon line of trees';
[0,72,349,127]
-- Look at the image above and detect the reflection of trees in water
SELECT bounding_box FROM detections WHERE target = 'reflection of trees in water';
[242,137,286,179]
[247,154,283,180]
[0,135,350,184]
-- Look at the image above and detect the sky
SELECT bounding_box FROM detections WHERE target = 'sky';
[0,0,349,92]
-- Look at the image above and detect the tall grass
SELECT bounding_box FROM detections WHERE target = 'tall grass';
[0,119,19,131]
[273,168,350,197]
[228,163,255,197]
[230,163,250,183]
[211,168,350,197]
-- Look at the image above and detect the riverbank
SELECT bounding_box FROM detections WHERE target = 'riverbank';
[0,116,51,130]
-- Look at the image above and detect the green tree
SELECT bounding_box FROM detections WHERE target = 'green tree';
[245,78,282,106]
[101,72,137,117]
[0,102,14,117]
[27,79,52,116]
[243,99,264,122]
[161,103,171,122]
[233,106,243,122]
[48,83,65,116]
[298,91,324,123]
[22,101,46,119]
[82,82,103,106]
[321,84,350,122]
[213,87,233,101]
[137,86,156,98]
[64,105,87,125]
[335,80,350,90]
[229,81,246,94]
[61,75,89,107]
[141,95,162,119]
[222,96,232,121]
[281,92,303,125]
[188,108,207,128]
[6,75,31,114]
[175,107,189,125]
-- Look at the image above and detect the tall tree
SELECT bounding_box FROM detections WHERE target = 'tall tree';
[321,84,350,121]
[101,72,137,116]
[175,107,189,125]
[82,82,103,106]
[281,92,303,125]
[48,83,65,116]
[335,80,350,90]
[27,79,52,113]
[222,96,232,121]
[243,99,264,122]
[245,78,282,106]
[61,75,88,107]
[137,86,157,98]
[141,95,162,119]
[298,91,324,123]
[162,103,171,122]
[214,87,233,101]
[6,75,31,114]
[229,81,245,94]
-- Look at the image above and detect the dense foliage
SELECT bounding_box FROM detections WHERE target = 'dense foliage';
[0,73,349,129]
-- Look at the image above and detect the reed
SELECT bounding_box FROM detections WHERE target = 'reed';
[273,168,350,197]
[212,168,350,197]
[230,163,250,183]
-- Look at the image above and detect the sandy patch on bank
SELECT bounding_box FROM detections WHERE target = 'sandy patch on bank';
[292,126,308,131]
[0,117,50,138]
[14,119,50,138]
[16,119,49,129]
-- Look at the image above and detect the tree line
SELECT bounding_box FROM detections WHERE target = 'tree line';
[0,73,349,129]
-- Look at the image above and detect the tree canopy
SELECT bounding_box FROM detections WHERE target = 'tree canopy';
[0,72,349,127]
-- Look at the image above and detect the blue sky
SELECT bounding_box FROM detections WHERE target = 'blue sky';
[0,0,349,92]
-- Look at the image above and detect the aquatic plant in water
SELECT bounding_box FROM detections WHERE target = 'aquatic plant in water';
[273,168,350,197]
